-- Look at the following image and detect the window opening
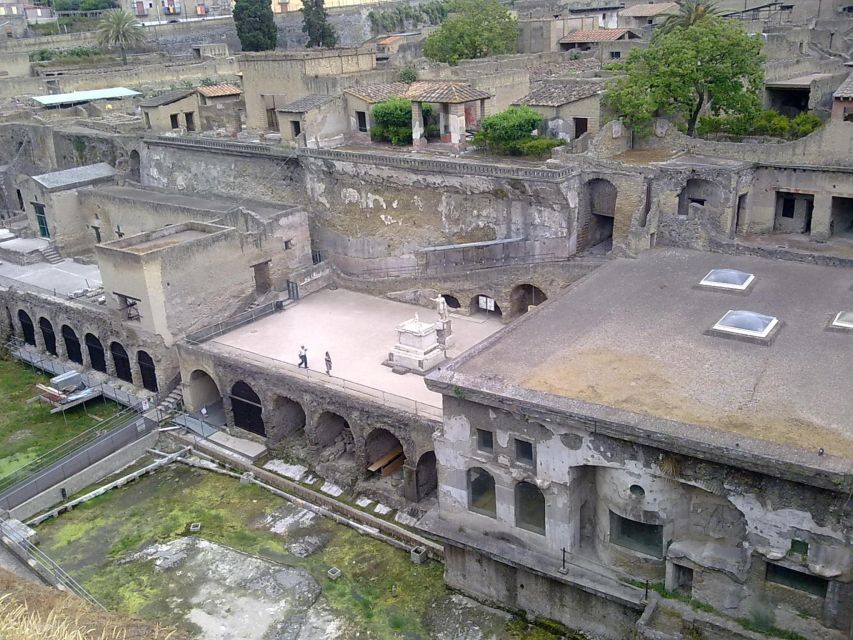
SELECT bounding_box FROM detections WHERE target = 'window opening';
[609,511,663,557]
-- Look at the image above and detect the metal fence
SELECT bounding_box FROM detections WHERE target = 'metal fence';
[0,520,104,609]
[185,300,280,345]
[0,413,156,512]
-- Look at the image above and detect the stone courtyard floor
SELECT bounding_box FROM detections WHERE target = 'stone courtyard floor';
[33,463,571,640]
[212,288,503,407]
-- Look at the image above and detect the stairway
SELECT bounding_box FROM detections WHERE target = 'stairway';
[40,244,63,265]
[155,388,183,418]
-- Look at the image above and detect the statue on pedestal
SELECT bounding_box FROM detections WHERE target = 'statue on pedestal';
[431,295,449,323]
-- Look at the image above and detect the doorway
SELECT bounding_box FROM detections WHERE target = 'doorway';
[33,202,49,238]
[252,261,271,295]
[574,117,588,137]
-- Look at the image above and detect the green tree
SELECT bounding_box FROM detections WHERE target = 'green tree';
[95,9,144,65]
[302,0,337,48]
[233,0,277,52]
[604,17,764,137]
[423,0,516,65]
[657,0,720,36]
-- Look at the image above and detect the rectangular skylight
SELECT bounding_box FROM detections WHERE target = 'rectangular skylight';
[831,311,853,329]
[713,310,778,338]
[699,269,755,291]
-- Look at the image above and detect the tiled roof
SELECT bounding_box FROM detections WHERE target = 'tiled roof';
[529,58,601,82]
[832,74,853,99]
[513,80,605,107]
[197,83,242,98]
[139,89,195,108]
[560,28,636,43]
[620,2,678,17]
[344,82,410,103]
[277,94,335,112]
[403,81,491,103]
[377,35,401,45]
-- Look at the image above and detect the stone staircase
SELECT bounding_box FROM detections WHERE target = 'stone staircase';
[40,244,63,265]
[155,388,183,417]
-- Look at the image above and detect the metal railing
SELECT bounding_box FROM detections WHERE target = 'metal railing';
[185,300,280,345]
[202,341,443,420]
[0,520,104,609]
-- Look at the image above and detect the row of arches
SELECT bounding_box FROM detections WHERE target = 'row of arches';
[440,283,548,321]
[468,467,546,535]
[16,309,158,392]
[187,370,438,501]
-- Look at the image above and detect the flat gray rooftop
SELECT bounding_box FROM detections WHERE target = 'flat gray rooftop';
[32,163,115,191]
[212,288,502,407]
[0,259,102,296]
[455,248,853,458]
[90,185,291,220]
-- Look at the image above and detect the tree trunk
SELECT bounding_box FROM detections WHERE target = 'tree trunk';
[687,91,705,137]
[120,44,127,66]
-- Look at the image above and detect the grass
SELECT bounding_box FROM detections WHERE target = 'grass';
[35,464,566,639]
[0,358,121,478]
[736,618,808,640]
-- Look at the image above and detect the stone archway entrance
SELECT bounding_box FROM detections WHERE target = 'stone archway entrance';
[510,284,547,317]
[270,395,306,443]
[85,333,106,372]
[416,451,438,500]
[365,428,405,477]
[230,381,265,437]
[579,178,617,251]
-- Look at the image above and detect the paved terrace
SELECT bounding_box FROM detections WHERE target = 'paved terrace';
[447,248,853,464]
[211,289,502,408]
[0,258,102,297]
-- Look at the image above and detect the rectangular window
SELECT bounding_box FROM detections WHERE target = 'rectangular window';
[609,511,663,557]
[169,113,179,129]
[33,202,49,238]
[781,197,796,218]
[185,112,195,131]
[515,438,534,465]
[609,51,621,59]
[284,239,293,250]
[766,563,828,598]
[689,198,706,207]
[673,564,694,595]
[476,428,493,453]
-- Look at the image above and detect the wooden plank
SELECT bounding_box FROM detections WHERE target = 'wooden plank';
[367,445,404,473]
[381,455,404,477]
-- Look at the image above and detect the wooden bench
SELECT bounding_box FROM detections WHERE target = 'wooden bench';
[367,445,404,476]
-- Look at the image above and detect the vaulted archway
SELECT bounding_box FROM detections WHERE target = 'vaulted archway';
[61,325,83,365]
[110,342,132,382]
[137,350,158,392]
[39,317,56,356]
[17,310,35,346]
[85,334,106,372]
[230,380,265,437]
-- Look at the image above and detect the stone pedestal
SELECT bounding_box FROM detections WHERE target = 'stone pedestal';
[436,318,454,349]
[387,317,445,374]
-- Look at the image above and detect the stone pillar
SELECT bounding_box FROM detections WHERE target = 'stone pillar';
[411,101,426,150]
[479,98,486,121]
[811,193,832,242]
[448,103,466,151]
[402,463,418,502]
[439,104,449,142]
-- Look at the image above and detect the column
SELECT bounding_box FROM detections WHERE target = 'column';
[811,193,832,242]
[448,103,466,151]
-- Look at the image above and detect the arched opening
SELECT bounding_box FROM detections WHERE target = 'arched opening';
[128,150,141,182]
[137,350,158,392]
[185,369,224,425]
[677,178,723,218]
[442,294,461,309]
[510,284,547,317]
[579,178,617,251]
[271,395,306,438]
[365,428,405,477]
[468,294,502,318]
[39,317,57,355]
[61,325,83,364]
[230,381,265,437]
[467,467,496,517]
[85,334,106,372]
[315,411,351,448]
[515,481,546,535]
[416,451,438,500]
[17,310,35,346]
[110,342,133,382]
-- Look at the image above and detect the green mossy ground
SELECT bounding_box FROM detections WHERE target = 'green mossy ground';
[0,358,120,476]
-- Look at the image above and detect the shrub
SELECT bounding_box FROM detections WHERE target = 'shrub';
[518,137,563,157]
[697,109,823,140]
[398,67,417,83]
[424,123,440,139]
[473,106,544,153]
[373,97,412,129]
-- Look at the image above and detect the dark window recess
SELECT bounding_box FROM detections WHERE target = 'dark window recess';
[15,189,24,210]
[291,120,301,137]
[170,113,180,129]
[673,564,694,595]
[790,539,809,557]
[476,428,494,453]
[781,198,796,218]
[467,467,496,517]
[185,112,195,131]
[515,481,545,534]
[92,225,101,243]
[515,438,534,465]
[688,198,706,207]
[609,511,663,557]
[284,239,293,250]
[609,51,621,59]
[766,563,828,598]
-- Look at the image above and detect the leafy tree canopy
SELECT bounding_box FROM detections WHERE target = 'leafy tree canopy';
[234,0,277,52]
[423,0,516,65]
[657,0,720,36]
[95,9,144,65]
[302,0,337,48]
[604,16,764,137]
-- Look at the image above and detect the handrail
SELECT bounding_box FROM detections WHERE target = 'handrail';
[185,300,279,345]
[0,520,104,609]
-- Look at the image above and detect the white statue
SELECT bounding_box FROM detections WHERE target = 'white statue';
[431,295,449,323]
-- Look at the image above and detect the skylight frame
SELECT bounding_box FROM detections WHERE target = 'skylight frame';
[712,309,778,338]
[830,311,853,330]
[699,268,755,291]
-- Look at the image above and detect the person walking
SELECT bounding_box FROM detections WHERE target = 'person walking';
[325,351,332,376]
[298,345,308,368]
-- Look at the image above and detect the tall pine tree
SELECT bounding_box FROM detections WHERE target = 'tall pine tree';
[301,0,337,48]
[234,0,277,52]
